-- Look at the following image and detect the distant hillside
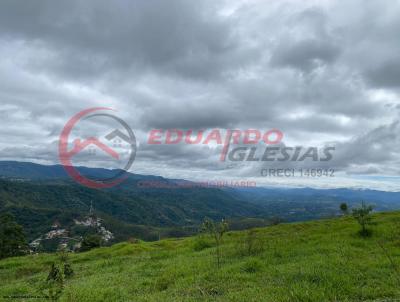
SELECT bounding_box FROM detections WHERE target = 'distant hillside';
[230,186,400,221]
[1,211,399,301]
[234,186,400,207]
[0,161,152,181]
[0,162,268,243]
[1,161,400,245]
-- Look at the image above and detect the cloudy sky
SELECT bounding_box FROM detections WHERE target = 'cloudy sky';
[0,0,399,191]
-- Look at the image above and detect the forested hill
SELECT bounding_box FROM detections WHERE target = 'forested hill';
[1,161,400,244]
[0,177,265,242]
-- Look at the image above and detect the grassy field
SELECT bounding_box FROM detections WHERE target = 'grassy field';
[1,211,400,301]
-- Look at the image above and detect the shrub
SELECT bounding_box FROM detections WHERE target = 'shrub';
[43,263,64,301]
[352,202,374,237]
[193,236,212,251]
[58,250,74,279]
[41,252,74,301]
[128,237,140,244]
[80,234,103,252]
[63,263,74,279]
[201,218,228,268]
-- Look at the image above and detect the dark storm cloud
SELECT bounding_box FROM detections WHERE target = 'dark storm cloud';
[0,0,242,81]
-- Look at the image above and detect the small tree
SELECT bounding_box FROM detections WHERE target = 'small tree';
[0,213,28,259]
[202,218,228,268]
[41,252,74,301]
[352,202,373,236]
[80,234,102,252]
[59,250,74,278]
[340,202,348,215]
[44,263,64,301]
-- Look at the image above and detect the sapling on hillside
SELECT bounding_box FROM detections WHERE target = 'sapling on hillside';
[41,251,74,301]
[44,263,64,301]
[352,202,374,236]
[201,218,228,268]
[59,250,74,278]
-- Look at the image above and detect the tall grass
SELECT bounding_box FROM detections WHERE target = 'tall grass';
[1,212,400,301]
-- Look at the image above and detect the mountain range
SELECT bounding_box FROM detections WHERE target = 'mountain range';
[0,161,399,243]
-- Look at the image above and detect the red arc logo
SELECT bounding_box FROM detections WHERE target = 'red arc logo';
[58,107,135,189]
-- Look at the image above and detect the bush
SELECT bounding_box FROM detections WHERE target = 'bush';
[201,218,228,268]
[43,263,64,301]
[58,251,74,278]
[128,237,140,244]
[193,236,212,251]
[80,234,103,252]
[352,202,374,237]
[41,252,74,301]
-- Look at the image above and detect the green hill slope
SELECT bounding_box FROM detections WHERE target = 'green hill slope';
[1,212,400,301]
[0,178,266,242]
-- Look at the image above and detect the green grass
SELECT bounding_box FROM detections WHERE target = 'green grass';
[1,212,400,301]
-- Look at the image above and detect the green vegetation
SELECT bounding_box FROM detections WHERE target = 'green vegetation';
[0,213,27,259]
[201,218,229,268]
[0,179,265,243]
[238,229,265,256]
[340,202,348,215]
[80,235,103,252]
[40,251,74,301]
[352,202,374,237]
[1,211,400,301]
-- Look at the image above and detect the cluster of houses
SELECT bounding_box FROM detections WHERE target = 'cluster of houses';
[29,203,114,252]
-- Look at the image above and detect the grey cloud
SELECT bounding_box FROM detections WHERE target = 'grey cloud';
[228,120,400,179]
[0,0,241,81]
[141,103,239,129]
[365,59,400,88]
[329,121,400,174]
[271,39,340,72]
[331,0,400,89]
